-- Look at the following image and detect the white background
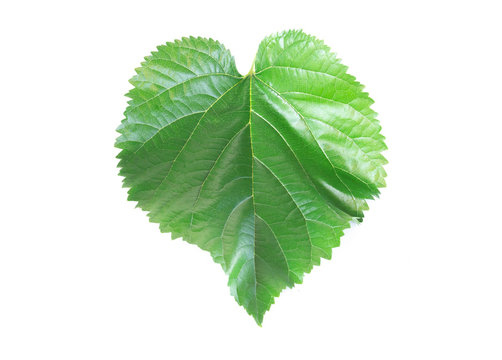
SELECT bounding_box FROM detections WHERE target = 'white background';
[1,0,501,359]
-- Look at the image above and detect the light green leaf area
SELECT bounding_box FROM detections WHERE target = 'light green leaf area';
[116,30,387,325]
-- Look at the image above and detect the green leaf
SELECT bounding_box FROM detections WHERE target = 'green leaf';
[116,30,387,325]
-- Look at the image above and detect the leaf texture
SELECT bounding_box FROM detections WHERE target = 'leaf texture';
[116,30,387,325]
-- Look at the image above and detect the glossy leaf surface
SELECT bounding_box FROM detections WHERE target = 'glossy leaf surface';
[116,30,387,325]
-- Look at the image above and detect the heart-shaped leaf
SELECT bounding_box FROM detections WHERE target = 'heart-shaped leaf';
[116,30,387,325]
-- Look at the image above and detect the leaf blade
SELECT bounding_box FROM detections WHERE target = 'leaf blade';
[116,31,387,325]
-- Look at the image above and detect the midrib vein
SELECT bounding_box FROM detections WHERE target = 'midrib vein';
[248,74,259,318]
